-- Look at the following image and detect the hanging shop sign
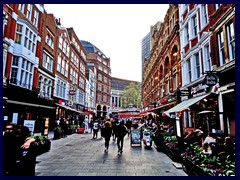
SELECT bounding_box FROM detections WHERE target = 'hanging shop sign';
[69,90,76,95]
[205,74,218,86]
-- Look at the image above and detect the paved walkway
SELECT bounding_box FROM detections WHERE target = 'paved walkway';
[35,132,187,176]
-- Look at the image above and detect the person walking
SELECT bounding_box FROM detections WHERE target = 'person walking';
[92,120,99,139]
[111,119,118,142]
[89,118,94,133]
[84,116,89,133]
[126,119,132,137]
[59,117,67,137]
[103,121,112,153]
[116,121,128,155]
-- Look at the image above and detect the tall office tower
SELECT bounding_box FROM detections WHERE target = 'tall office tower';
[141,32,151,82]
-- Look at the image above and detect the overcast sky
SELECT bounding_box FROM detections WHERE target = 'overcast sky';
[44,4,169,82]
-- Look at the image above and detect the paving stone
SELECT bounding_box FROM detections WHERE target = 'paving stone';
[35,133,188,176]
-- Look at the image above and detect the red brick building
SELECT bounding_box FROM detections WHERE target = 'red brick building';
[142,4,181,118]
[81,40,111,118]
[208,4,235,136]
[165,4,235,137]
[2,4,53,132]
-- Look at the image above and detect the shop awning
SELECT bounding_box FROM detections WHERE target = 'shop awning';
[84,110,95,115]
[147,101,176,112]
[162,93,210,117]
[7,99,55,109]
[55,103,84,114]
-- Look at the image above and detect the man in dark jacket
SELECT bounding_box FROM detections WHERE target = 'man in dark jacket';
[103,121,112,153]
[116,121,128,155]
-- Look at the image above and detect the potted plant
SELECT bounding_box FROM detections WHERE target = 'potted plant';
[162,135,181,162]
[181,144,235,176]
[53,126,63,139]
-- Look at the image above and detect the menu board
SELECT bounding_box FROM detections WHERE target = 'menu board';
[130,129,141,146]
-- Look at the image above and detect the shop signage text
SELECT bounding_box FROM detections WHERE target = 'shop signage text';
[205,74,217,86]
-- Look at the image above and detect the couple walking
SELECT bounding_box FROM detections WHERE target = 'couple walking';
[103,120,128,155]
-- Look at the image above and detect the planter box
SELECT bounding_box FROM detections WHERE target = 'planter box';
[182,158,209,176]
[163,144,181,162]
[53,130,63,139]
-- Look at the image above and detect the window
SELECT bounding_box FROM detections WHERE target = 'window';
[43,51,53,72]
[80,63,85,74]
[61,61,65,75]
[192,15,198,37]
[187,58,191,83]
[203,43,211,72]
[184,23,189,45]
[66,45,70,57]
[65,64,68,77]
[97,94,102,102]
[39,76,51,98]
[201,5,208,28]
[79,76,85,89]
[215,4,222,10]
[217,30,225,65]
[103,76,107,83]
[15,24,23,44]
[26,4,32,20]
[160,86,164,97]
[182,4,188,13]
[33,10,39,27]
[103,95,107,103]
[10,56,19,84]
[57,55,61,72]
[194,53,201,79]
[98,74,102,81]
[70,68,73,81]
[226,22,235,61]
[46,35,54,49]
[63,41,67,54]
[98,84,102,91]
[18,4,24,13]
[47,81,52,98]
[103,86,107,93]
[165,79,169,94]
[184,111,193,128]
[10,56,33,90]
[56,80,66,99]
[79,92,84,105]
[24,27,36,53]
[172,74,177,91]
[58,36,63,49]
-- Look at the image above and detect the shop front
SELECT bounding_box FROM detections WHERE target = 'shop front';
[55,99,85,126]
[217,62,235,137]
[163,79,220,135]
[4,84,55,134]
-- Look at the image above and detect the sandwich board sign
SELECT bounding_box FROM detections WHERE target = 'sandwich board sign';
[130,129,141,146]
